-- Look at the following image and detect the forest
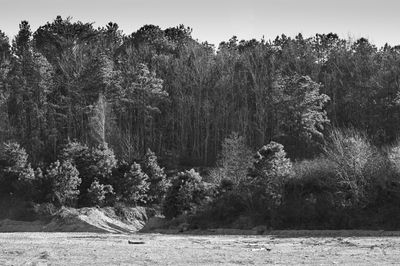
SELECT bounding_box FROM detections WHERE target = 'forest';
[2,16,400,229]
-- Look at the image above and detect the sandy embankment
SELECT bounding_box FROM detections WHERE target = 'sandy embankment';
[0,206,149,233]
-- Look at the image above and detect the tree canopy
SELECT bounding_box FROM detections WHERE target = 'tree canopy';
[0,17,399,167]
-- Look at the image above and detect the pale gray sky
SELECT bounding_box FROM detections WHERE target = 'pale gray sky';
[0,0,399,47]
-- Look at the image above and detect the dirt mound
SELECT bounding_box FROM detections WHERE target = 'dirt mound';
[0,206,150,233]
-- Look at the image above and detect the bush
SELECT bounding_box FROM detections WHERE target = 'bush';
[59,141,89,163]
[163,169,209,219]
[324,128,378,207]
[198,142,293,228]
[32,167,51,203]
[208,167,225,185]
[60,141,117,206]
[212,132,254,186]
[33,202,58,219]
[378,141,400,202]
[44,160,81,206]
[387,140,400,175]
[110,160,130,186]
[252,142,293,180]
[194,188,246,228]
[87,180,114,206]
[246,141,293,207]
[281,157,339,228]
[116,162,149,205]
[0,142,35,198]
[88,143,118,183]
[278,134,394,229]
[142,149,169,204]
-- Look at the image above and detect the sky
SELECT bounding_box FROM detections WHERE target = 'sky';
[0,0,399,47]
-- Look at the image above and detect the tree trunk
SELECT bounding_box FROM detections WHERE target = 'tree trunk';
[88,92,106,147]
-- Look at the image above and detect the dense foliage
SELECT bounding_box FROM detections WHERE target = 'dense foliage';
[1,17,338,166]
[209,132,254,186]
[0,142,35,198]
[60,141,117,206]
[163,169,209,219]
[87,180,114,206]
[3,17,400,229]
[43,160,81,206]
[142,149,168,204]
[118,162,150,205]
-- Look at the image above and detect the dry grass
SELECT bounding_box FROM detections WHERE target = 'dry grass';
[2,232,400,265]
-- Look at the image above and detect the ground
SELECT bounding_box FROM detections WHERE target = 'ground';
[2,232,400,265]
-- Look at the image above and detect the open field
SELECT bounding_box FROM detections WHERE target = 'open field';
[2,232,400,265]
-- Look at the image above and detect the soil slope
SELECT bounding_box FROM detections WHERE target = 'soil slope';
[0,207,149,233]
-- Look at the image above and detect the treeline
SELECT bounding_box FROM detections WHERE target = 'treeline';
[3,128,400,229]
[0,141,167,208]
[1,17,400,166]
[197,130,400,229]
[2,17,400,228]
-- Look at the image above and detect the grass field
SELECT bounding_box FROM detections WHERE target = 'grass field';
[1,232,400,265]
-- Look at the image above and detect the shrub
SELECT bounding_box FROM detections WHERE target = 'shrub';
[211,132,253,186]
[208,167,225,185]
[110,160,130,187]
[324,128,377,207]
[252,142,293,179]
[87,180,114,206]
[117,162,149,205]
[379,141,400,201]
[200,142,292,227]
[32,167,51,203]
[33,202,58,219]
[44,160,81,206]
[59,141,89,163]
[0,142,35,198]
[196,187,246,228]
[281,157,339,228]
[88,143,118,183]
[142,149,168,204]
[277,130,395,229]
[163,169,209,219]
[387,140,400,175]
[60,141,117,205]
[246,141,293,208]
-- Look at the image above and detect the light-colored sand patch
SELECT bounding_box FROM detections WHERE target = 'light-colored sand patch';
[0,207,149,233]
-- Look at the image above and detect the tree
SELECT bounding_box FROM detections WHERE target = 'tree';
[0,142,35,197]
[107,54,168,160]
[2,18,400,186]
[212,132,253,186]
[0,30,10,62]
[142,148,168,204]
[44,160,81,206]
[163,169,208,219]
[33,16,122,153]
[0,30,11,143]
[273,74,330,158]
[117,162,149,205]
[87,180,114,206]
[244,141,293,214]
[6,21,54,162]
[324,128,377,207]
[79,53,122,147]
[60,141,117,205]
